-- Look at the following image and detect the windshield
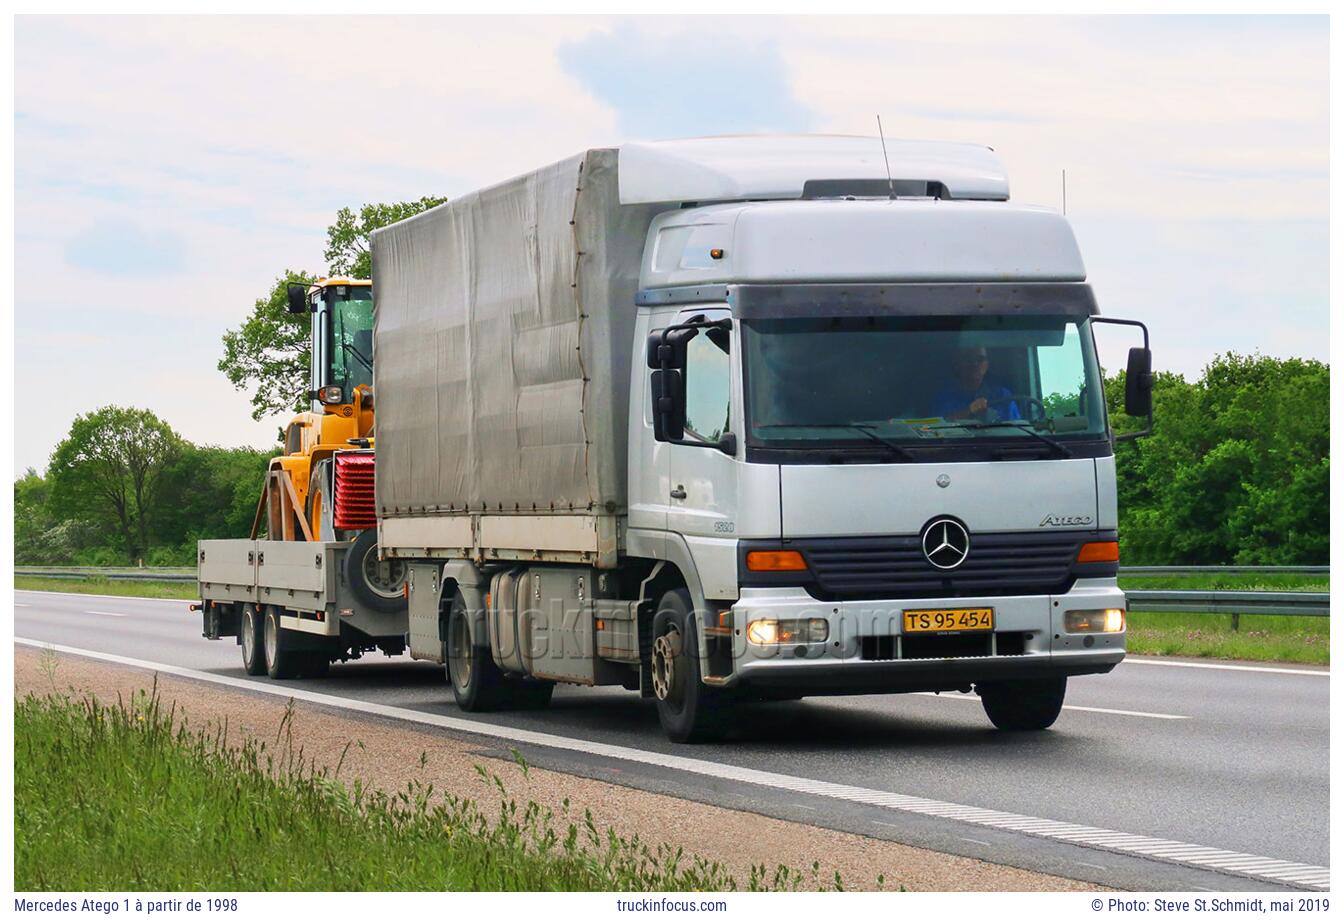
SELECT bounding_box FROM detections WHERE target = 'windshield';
[327,286,374,402]
[742,314,1107,453]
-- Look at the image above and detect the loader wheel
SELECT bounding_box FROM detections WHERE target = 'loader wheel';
[979,677,1068,730]
[240,605,265,676]
[651,589,734,743]
[345,529,408,613]
[263,606,300,680]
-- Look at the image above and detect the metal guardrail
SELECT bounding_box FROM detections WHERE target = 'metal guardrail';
[15,566,196,583]
[1120,565,1329,577]
[17,567,1331,618]
[1126,590,1330,617]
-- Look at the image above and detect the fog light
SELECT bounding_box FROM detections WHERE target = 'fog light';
[1064,608,1126,633]
[746,618,829,645]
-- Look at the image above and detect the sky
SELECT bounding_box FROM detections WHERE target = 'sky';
[13,14,1329,474]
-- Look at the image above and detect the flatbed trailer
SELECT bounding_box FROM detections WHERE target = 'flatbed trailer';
[197,538,408,678]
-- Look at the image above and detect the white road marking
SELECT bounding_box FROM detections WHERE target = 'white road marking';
[958,837,992,847]
[15,590,189,606]
[912,691,1188,720]
[1074,861,1108,871]
[13,637,1330,891]
[1122,658,1328,678]
[84,610,127,618]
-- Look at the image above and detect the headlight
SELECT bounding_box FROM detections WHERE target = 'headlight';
[746,618,829,645]
[1064,608,1125,633]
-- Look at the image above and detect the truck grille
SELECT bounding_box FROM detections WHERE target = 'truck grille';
[333,452,377,531]
[740,530,1116,601]
[860,631,1029,661]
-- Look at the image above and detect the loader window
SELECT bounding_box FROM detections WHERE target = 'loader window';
[327,287,374,404]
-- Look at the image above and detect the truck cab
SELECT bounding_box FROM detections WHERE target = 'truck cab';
[629,193,1147,728]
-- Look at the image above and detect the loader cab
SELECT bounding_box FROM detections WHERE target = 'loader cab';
[286,278,375,414]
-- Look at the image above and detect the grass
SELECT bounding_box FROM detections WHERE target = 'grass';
[15,684,862,892]
[1120,573,1329,665]
[14,575,197,601]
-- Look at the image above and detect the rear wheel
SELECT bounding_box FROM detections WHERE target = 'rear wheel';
[446,591,509,711]
[263,606,301,680]
[979,677,1067,730]
[651,589,734,743]
[240,605,265,676]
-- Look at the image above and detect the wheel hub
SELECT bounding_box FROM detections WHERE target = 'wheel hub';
[363,548,408,599]
[651,631,681,701]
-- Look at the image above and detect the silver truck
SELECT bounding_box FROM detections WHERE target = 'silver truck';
[371,136,1154,742]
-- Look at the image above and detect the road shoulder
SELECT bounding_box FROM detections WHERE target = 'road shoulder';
[14,645,1103,892]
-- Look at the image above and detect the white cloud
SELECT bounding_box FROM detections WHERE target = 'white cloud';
[13,14,1328,474]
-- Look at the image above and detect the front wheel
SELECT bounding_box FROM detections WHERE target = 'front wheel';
[979,677,1067,730]
[651,589,734,743]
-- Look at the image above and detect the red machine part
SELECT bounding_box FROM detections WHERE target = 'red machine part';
[333,452,377,531]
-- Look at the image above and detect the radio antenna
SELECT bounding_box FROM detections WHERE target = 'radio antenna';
[876,115,896,199]
[1062,168,1068,215]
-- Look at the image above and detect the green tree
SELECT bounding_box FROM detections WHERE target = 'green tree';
[152,445,275,561]
[220,198,446,421]
[218,269,316,421]
[324,196,447,278]
[1105,352,1329,565]
[47,407,184,565]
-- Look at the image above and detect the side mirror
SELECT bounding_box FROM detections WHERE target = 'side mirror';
[650,370,685,441]
[286,282,310,315]
[1124,347,1153,418]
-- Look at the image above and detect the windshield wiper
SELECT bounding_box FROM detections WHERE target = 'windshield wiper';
[928,419,1073,458]
[758,423,916,461]
[342,340,373,374]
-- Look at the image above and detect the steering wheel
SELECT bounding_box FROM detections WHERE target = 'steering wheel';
[984,394,1047,423]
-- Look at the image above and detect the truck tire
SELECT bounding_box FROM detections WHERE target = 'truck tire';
[651,589,734,743]
[344,529,408,614]
[240,605,265,676]
[979,677,1068,730]
[445,590,510,711]
[263,606,301,680]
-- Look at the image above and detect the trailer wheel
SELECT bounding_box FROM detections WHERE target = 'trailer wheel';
[240,605,265,676]
[979,677,1068,730]
[344,529,408,614]
[651,589,734,743]
[445,590,510,711]
[263,606,300,680]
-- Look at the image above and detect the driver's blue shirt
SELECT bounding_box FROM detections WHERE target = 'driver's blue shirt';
[934,383,1021,421]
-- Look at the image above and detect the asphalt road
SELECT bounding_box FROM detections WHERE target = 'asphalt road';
[13,589,1330,892]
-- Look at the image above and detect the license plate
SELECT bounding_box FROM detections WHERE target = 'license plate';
[903,608,994,633]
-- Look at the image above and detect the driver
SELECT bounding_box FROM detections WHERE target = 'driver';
[934,346,1020,421]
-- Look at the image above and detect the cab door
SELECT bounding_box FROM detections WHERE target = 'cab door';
[667,308,740,598]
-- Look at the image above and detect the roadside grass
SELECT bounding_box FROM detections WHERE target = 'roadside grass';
[15,686,860,892]
[14,575,197,601]
[1122,612,1328,666]
[1120,574,1329,666]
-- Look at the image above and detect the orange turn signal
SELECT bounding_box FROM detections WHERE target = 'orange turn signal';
[746,550,808,572]
[1076,541,1120,564]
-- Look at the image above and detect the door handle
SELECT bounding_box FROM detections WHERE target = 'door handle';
[670,485,687,500]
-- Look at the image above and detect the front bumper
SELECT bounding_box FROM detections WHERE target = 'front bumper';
[717,579,1125,693]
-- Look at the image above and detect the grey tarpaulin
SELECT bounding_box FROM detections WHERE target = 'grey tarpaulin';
[371,148,660,523]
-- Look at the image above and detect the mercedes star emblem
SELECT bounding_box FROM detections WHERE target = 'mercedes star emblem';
[936,474,951,489]
[921,518,970,570]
